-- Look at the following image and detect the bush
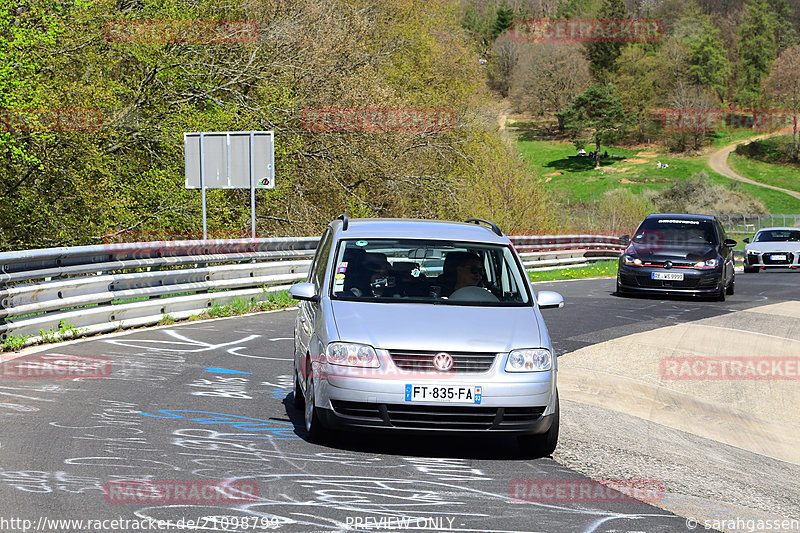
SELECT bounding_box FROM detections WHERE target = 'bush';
[735,136,800,165]
[653,172,768,214]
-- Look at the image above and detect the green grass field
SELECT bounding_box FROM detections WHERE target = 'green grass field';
[727,153,800,194]
[519,139,719,201]
[528,260,618,282]
[708,128,769,148]
[515,136,800,213]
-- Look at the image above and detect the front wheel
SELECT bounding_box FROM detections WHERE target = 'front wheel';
[715,279,726,301]
[726,275,735,295]
[616,278,627,297]
[304,372,327,443]
[518,392,559,458]
[292,365,304,409]
[743,265,759,273]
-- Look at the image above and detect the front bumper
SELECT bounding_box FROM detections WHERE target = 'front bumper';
[312,361,556,435]
[317,404,555,435]
[617,264,722,295]
[745,251,800,268]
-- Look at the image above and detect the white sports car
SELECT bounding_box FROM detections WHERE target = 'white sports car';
[743,227,800,272]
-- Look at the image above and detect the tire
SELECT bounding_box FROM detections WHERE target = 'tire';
[518,392,559,458]
[292,365,305,409]
[743,265,758,273]
[726,275,735,295]
[616,277,627,297]
[303,365,327,443]
[715,279,726,301]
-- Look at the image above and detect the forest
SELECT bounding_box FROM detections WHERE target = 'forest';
[2,0,799,250]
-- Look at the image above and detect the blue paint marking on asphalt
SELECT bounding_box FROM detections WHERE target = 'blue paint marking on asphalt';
[205,367,252,375]
[138,409,299,440]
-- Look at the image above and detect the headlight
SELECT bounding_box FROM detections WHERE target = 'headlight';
[747,249,759,254]
[694,258,718,268]
[623,255,643,266]
[505,348,552,372]
[326,342,380,368]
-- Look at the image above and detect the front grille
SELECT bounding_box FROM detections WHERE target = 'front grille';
[387,404,497,429]
[389,350,497,373]
[329,401,546,430]
[762,252,793,265]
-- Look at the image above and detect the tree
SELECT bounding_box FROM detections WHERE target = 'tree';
[612,45,659,141]
[556,0,602,18]
[764,45,800,158]
[556,84,627,167]
[511,42,591,118]
[491,3,515,40]
[736,0,778,106]
[665,83,718,152]
[586,0,629,80]
[685,19,731,101]
[490,33,522,98]
[770,0,798,52]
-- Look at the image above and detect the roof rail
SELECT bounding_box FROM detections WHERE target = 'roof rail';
[337,213,349,231]
[465,218,503,236]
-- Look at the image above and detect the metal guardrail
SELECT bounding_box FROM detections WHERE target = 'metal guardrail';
[0,235,623,348]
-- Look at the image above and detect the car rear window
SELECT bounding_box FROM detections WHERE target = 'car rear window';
[329,239,531,306]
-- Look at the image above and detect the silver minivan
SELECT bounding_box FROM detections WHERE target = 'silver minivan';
[289,216,563,455]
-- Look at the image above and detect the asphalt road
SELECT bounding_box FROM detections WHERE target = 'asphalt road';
[1,270,798,533]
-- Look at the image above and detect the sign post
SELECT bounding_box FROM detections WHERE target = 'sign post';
[184,131,275,239]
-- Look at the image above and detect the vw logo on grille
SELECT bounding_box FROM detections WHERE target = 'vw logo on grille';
[664,261,673,269]
[432,352,454,372]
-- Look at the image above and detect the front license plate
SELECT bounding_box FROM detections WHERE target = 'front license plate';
[405,384,482,404]
[652,272,684,281]
[771,254,787,261]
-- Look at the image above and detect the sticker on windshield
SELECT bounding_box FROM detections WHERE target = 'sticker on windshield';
[356,240,368,247]
[658,219,699,224]
[337,262,348,273]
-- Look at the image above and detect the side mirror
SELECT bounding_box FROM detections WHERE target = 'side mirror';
[743,238,750,244]
[537,291,564,310]
[724,238,737,248]
[289,282,319,302]
[619,234,630,245]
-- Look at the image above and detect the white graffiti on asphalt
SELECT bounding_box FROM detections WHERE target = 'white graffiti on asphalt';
[104,330,260,353]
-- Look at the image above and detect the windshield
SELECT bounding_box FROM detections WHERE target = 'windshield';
[330,239,530,306]
[632,218,718,246]
[754,230,800,242]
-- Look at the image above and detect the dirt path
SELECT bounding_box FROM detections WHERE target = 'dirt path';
[707,128,800,200]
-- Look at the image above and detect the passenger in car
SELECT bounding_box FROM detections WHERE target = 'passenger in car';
[436,251,483,296]
[342,252,398,297]
[366,255,393,297]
